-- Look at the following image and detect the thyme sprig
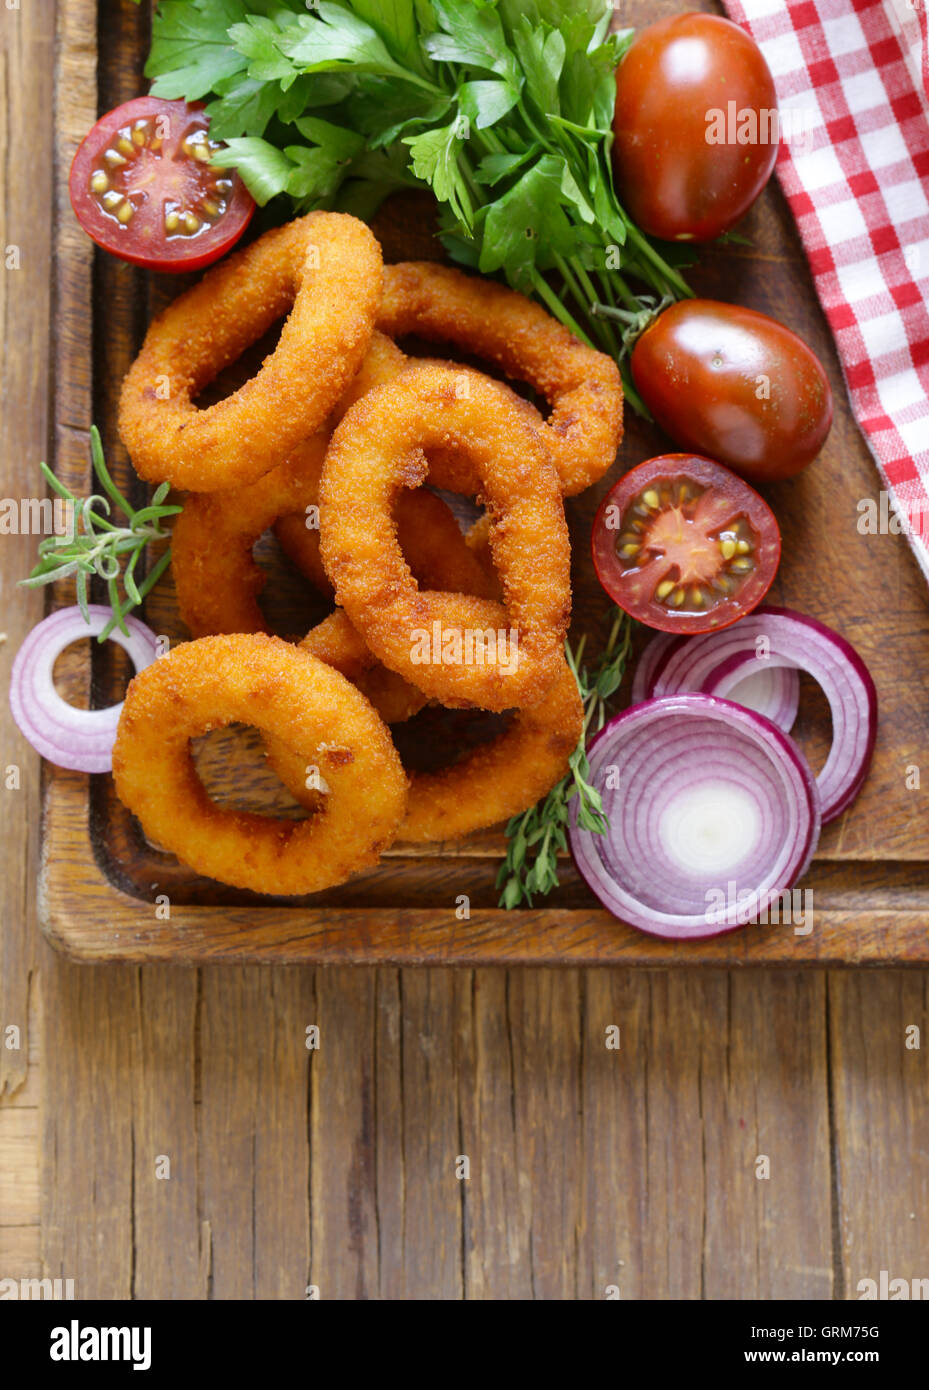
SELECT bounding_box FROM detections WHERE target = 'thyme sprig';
[19,426,180,641]
[497,606,634,908]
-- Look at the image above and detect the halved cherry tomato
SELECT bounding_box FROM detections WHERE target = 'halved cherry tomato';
[611,14,778,242]
[69,97,255,272]
[631,300,833,484]
[592,455,781,634]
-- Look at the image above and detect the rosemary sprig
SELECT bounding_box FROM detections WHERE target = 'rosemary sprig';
[19,426,180,641]
[497,607,635,909]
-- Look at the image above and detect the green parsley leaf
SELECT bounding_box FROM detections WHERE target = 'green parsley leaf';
[343,78,452,148]
[284,146,346,203]
[457,79,520,131]
[347,0,425,73]
[277,1,421,83]
[424,0,520,87]
[205,72,282,139]
[473,147,539,187]
[511,17,565,118]
[281,73,355,120]
[214,136,295,204]
[479,153,575,280]
[146,0,249,100]
[403,119,474,228]
[292,114,366,161]
[228,14,297,83]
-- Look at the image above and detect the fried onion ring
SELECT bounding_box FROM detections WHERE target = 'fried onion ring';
[397,655,582,842]
[270,651,582,843]
[112,634,408,895]
[119,212,383,492]
[299,610,427,726]
[172,437,494,636]
[171,456,432,724]
[379,261,623,496]
[319,363,571,711]
[171,434,328,638]
[275,486,499,602]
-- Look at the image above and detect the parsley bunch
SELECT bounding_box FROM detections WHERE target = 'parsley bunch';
[145,0,693,405]
[497,607,633,908]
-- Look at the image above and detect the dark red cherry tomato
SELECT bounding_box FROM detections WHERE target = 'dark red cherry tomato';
[611,13,778,242]
[69,97,255,272]
[592,455,781,634]
[631,300,834,484]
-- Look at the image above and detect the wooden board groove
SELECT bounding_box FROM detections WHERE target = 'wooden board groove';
[39,0,929,968]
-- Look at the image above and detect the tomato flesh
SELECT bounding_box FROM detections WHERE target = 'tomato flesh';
[631,300,833,484]
[69,97,255,272]
[592,455,781,634]
[611,13,778,242]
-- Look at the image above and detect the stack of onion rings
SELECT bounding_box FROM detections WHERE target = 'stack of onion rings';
[110,214,628,887]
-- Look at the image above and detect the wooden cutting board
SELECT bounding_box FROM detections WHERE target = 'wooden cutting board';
[37,0,929,966]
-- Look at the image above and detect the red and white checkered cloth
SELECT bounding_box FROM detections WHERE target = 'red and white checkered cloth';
[722,0,929,579]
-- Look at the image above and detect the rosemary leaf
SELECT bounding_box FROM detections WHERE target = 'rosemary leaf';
[20,428,180,642]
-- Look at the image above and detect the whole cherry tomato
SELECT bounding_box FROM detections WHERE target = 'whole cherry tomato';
[611,13,778,242]
[591,455,781,634]
[631,300,833,484]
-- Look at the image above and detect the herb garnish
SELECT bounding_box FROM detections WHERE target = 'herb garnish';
[497,607,633,907]
[20,426,180,642]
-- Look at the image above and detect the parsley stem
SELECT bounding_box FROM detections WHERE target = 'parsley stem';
[621,219,694,299]
[571,259,623,358]
[552,254,591,325]
[529,268,595,349]
[515,97,548,150]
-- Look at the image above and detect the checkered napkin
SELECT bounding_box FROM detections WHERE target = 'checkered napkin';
[721,0,929,580]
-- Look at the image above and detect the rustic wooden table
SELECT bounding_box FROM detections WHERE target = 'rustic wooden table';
[2,1,927,1300]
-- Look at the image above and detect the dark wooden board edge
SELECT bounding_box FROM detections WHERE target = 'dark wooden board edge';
[38,768,929,965]
[38,0,929,967]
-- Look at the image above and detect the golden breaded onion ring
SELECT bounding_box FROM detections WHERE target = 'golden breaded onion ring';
[319,363,571,711]
[396,656,582,843]
[112,634,408,896]
[379,261,623,496]
[299,610,427,726]
[269,651,582,843]
[171,434,328,638]
[171,447,431,725]
[275,486,498,603]
[119,212,383,492]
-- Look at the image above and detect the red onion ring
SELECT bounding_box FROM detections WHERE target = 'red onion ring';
[650,608,877,823]
[568,694,821,939]
[633,629,800,731]
[630,631,679,705]
[9,605,159,772]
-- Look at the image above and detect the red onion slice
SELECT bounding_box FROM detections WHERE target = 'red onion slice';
[650,607,877,823]
[569,694,821,939]
[9,605,159,772]
[634,629,799,731]
[630,632,681,705]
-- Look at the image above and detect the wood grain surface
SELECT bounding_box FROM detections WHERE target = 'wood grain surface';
[0,0,927,1302]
